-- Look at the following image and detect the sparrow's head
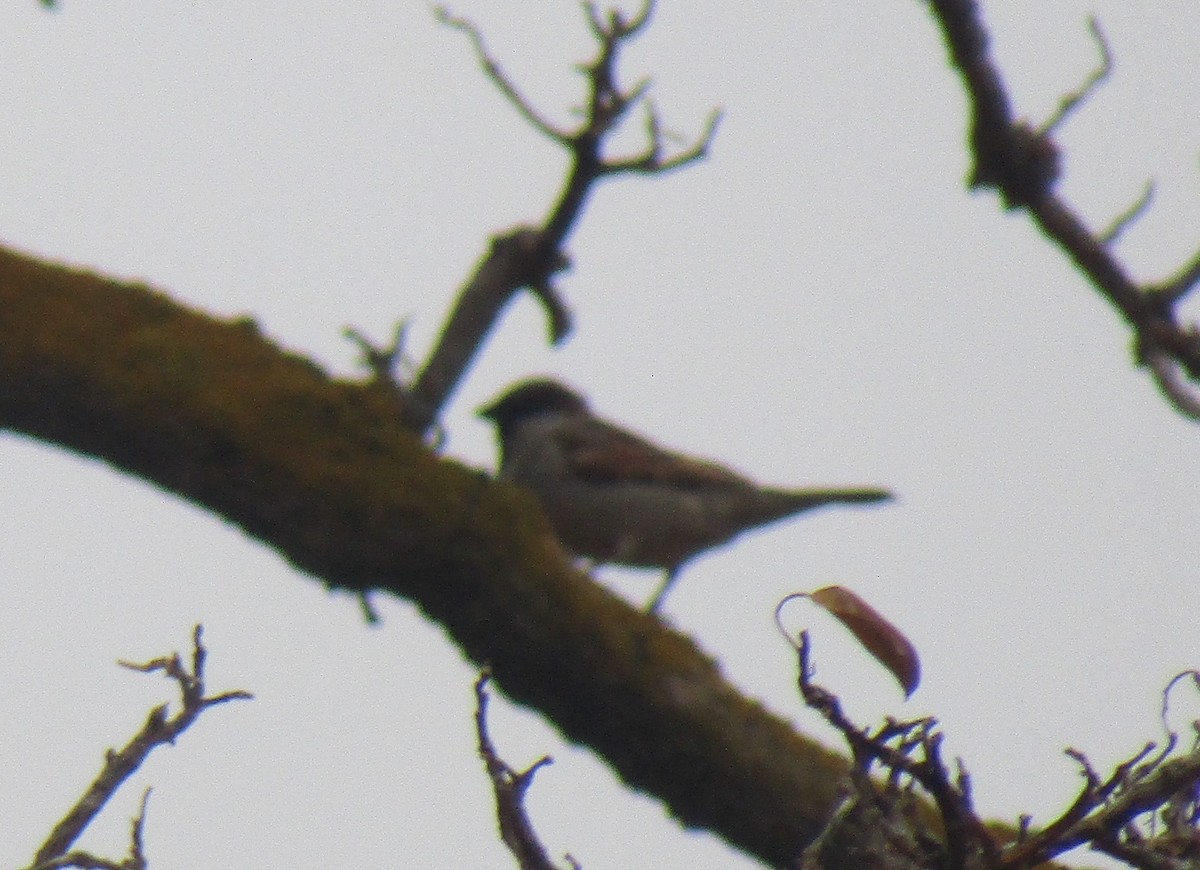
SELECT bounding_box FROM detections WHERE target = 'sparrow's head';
[478,378,589,441]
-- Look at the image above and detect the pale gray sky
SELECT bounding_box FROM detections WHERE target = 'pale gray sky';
[2,2,1199,867]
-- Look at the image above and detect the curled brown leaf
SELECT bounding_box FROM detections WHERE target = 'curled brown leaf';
[796,585,921,698]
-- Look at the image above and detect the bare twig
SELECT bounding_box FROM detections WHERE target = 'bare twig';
[1001,748,1107,867]
[1058,752,1200,858]
[128,789,151,868]
[789,630,1000,868]
[402,226,570,432]
[1162,671,1200,739]
[602,105,723,176]
[923,0,1200,421]
[1003,731,1200,867]
[394,2,719,434]
[39,789,154,870]
[584,0,653,41]
[433,8,569,145]
[1148,250,1200,306]
[474,669,568,870]
[1040,16,1113,136]
[1146,351,1200,421]
[29,626,252,870]
[1099,181,1155,246]
[344,320,415,387]
[1094,838,1195,870]
[342,323,448,448]
[792,625,1200,868]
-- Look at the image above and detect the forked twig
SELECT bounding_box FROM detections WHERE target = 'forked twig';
[28,626,251,870]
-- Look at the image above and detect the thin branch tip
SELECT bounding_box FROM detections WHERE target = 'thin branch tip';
[1041,14,1113,136]
[438,5,567,143]
[1099,180,1155,246]
[30,630,251,869]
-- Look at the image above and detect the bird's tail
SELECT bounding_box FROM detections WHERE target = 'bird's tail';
[735,487,892,528]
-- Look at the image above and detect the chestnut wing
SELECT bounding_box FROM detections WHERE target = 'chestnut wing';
[557,417,749,490]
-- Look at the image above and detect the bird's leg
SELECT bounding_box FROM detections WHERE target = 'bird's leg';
[645,568,680,613]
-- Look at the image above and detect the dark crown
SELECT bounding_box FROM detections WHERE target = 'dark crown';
[478,378,589,436]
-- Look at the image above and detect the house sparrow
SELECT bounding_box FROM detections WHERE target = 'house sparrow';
[479,378,892,612]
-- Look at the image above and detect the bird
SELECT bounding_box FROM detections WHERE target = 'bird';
[478,378,892,612]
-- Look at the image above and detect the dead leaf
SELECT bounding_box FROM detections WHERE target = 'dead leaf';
[807,585,921,698]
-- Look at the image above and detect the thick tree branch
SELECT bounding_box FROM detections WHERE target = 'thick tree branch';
[2,248,1089,868]
[0,245,853,868]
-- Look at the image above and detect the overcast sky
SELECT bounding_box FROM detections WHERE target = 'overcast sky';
[2,2,1199,868]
